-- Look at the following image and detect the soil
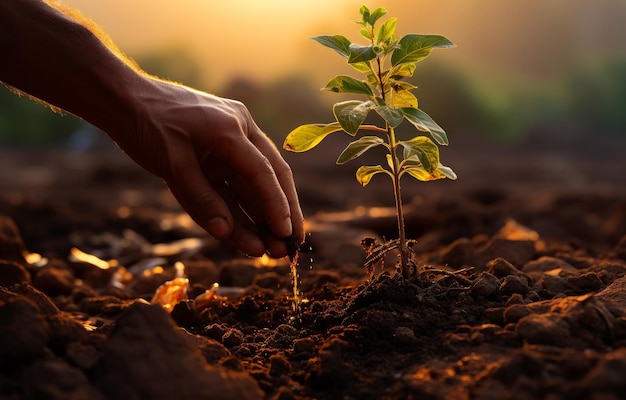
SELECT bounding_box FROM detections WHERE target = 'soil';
[1,132,626,399]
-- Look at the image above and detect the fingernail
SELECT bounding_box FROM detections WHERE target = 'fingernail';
[208,217,229,239]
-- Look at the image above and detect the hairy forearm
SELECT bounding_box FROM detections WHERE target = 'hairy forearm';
[0,0,148,136]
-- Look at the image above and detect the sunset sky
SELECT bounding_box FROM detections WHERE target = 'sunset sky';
[61,0,626,89]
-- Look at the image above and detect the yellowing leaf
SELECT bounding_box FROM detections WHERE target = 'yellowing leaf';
[403,166,447,182]
[399,136,440,172]
[403,163,457,181]
[389,63,416,78]
[356,165,392,186]
[386,87,418,109]
[283,123,344,152]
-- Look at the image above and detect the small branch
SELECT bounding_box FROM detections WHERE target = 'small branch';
[359,124,388,134]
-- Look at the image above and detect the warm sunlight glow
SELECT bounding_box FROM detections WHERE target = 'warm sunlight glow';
[59,0,626,89]
[70,247,111,270]
[151,277,189,312]
[256,253,288,268]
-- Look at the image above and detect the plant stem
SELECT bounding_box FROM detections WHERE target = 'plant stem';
[376,52,411,279]
[387,126,410,279]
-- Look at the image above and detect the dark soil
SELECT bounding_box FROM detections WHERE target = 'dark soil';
[1,133,626,399]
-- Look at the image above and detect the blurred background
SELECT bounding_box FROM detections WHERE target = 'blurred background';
[1,0,625,197]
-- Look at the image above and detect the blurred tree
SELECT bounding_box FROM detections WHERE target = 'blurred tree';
[221,74,332,144]
[0,45,206,147]
[565,58,626,135]
[0,85,81,146]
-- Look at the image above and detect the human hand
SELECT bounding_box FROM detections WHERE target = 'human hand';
[115,78,304,258]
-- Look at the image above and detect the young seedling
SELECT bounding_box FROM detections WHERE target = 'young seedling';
[283,5,457,280]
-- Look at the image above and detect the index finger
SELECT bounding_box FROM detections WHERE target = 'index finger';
[226,137,294,239]
[250,132,305,244]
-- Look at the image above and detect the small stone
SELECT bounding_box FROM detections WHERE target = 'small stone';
[9,283,60,315]
[293,338,316,359]
[222,328,245,348]
[269,354,291,377]
[516,313,571,346]
[204,323,229,342]
[567,272,604,293]
[487,258,526,279]
[503,304,531,324]
[33,266,75,297]
[499,275,530,296]
[393,326,419,345]
[470,272,501,299]
[536,275,576,295]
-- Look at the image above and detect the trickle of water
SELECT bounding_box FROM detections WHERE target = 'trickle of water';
[290,249,301,314]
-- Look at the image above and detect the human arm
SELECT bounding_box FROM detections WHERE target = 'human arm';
[0,0,304,257]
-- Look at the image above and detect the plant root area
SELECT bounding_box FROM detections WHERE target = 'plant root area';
[1,142,626,400]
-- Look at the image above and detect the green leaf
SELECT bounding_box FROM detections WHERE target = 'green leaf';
[402,165,448,182]
[359,28,371,41]
[322,75,374,96]
[368,7,387,26]
[311,35,351,59]
[401,107,449,145]
[337,136,386,164]
[399,136,440,172]
[391,34,455,66]
[283,122,344,152]
[333,100,374,135]
[348,44,377,64]
[356,165,391,186]
[375,105,404,127]
[376,17,397,44]
[359,5,370,21]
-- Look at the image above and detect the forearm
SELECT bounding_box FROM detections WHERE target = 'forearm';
[0,0,148,136]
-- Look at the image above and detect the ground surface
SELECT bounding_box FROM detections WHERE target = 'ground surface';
[1,132,626,399]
